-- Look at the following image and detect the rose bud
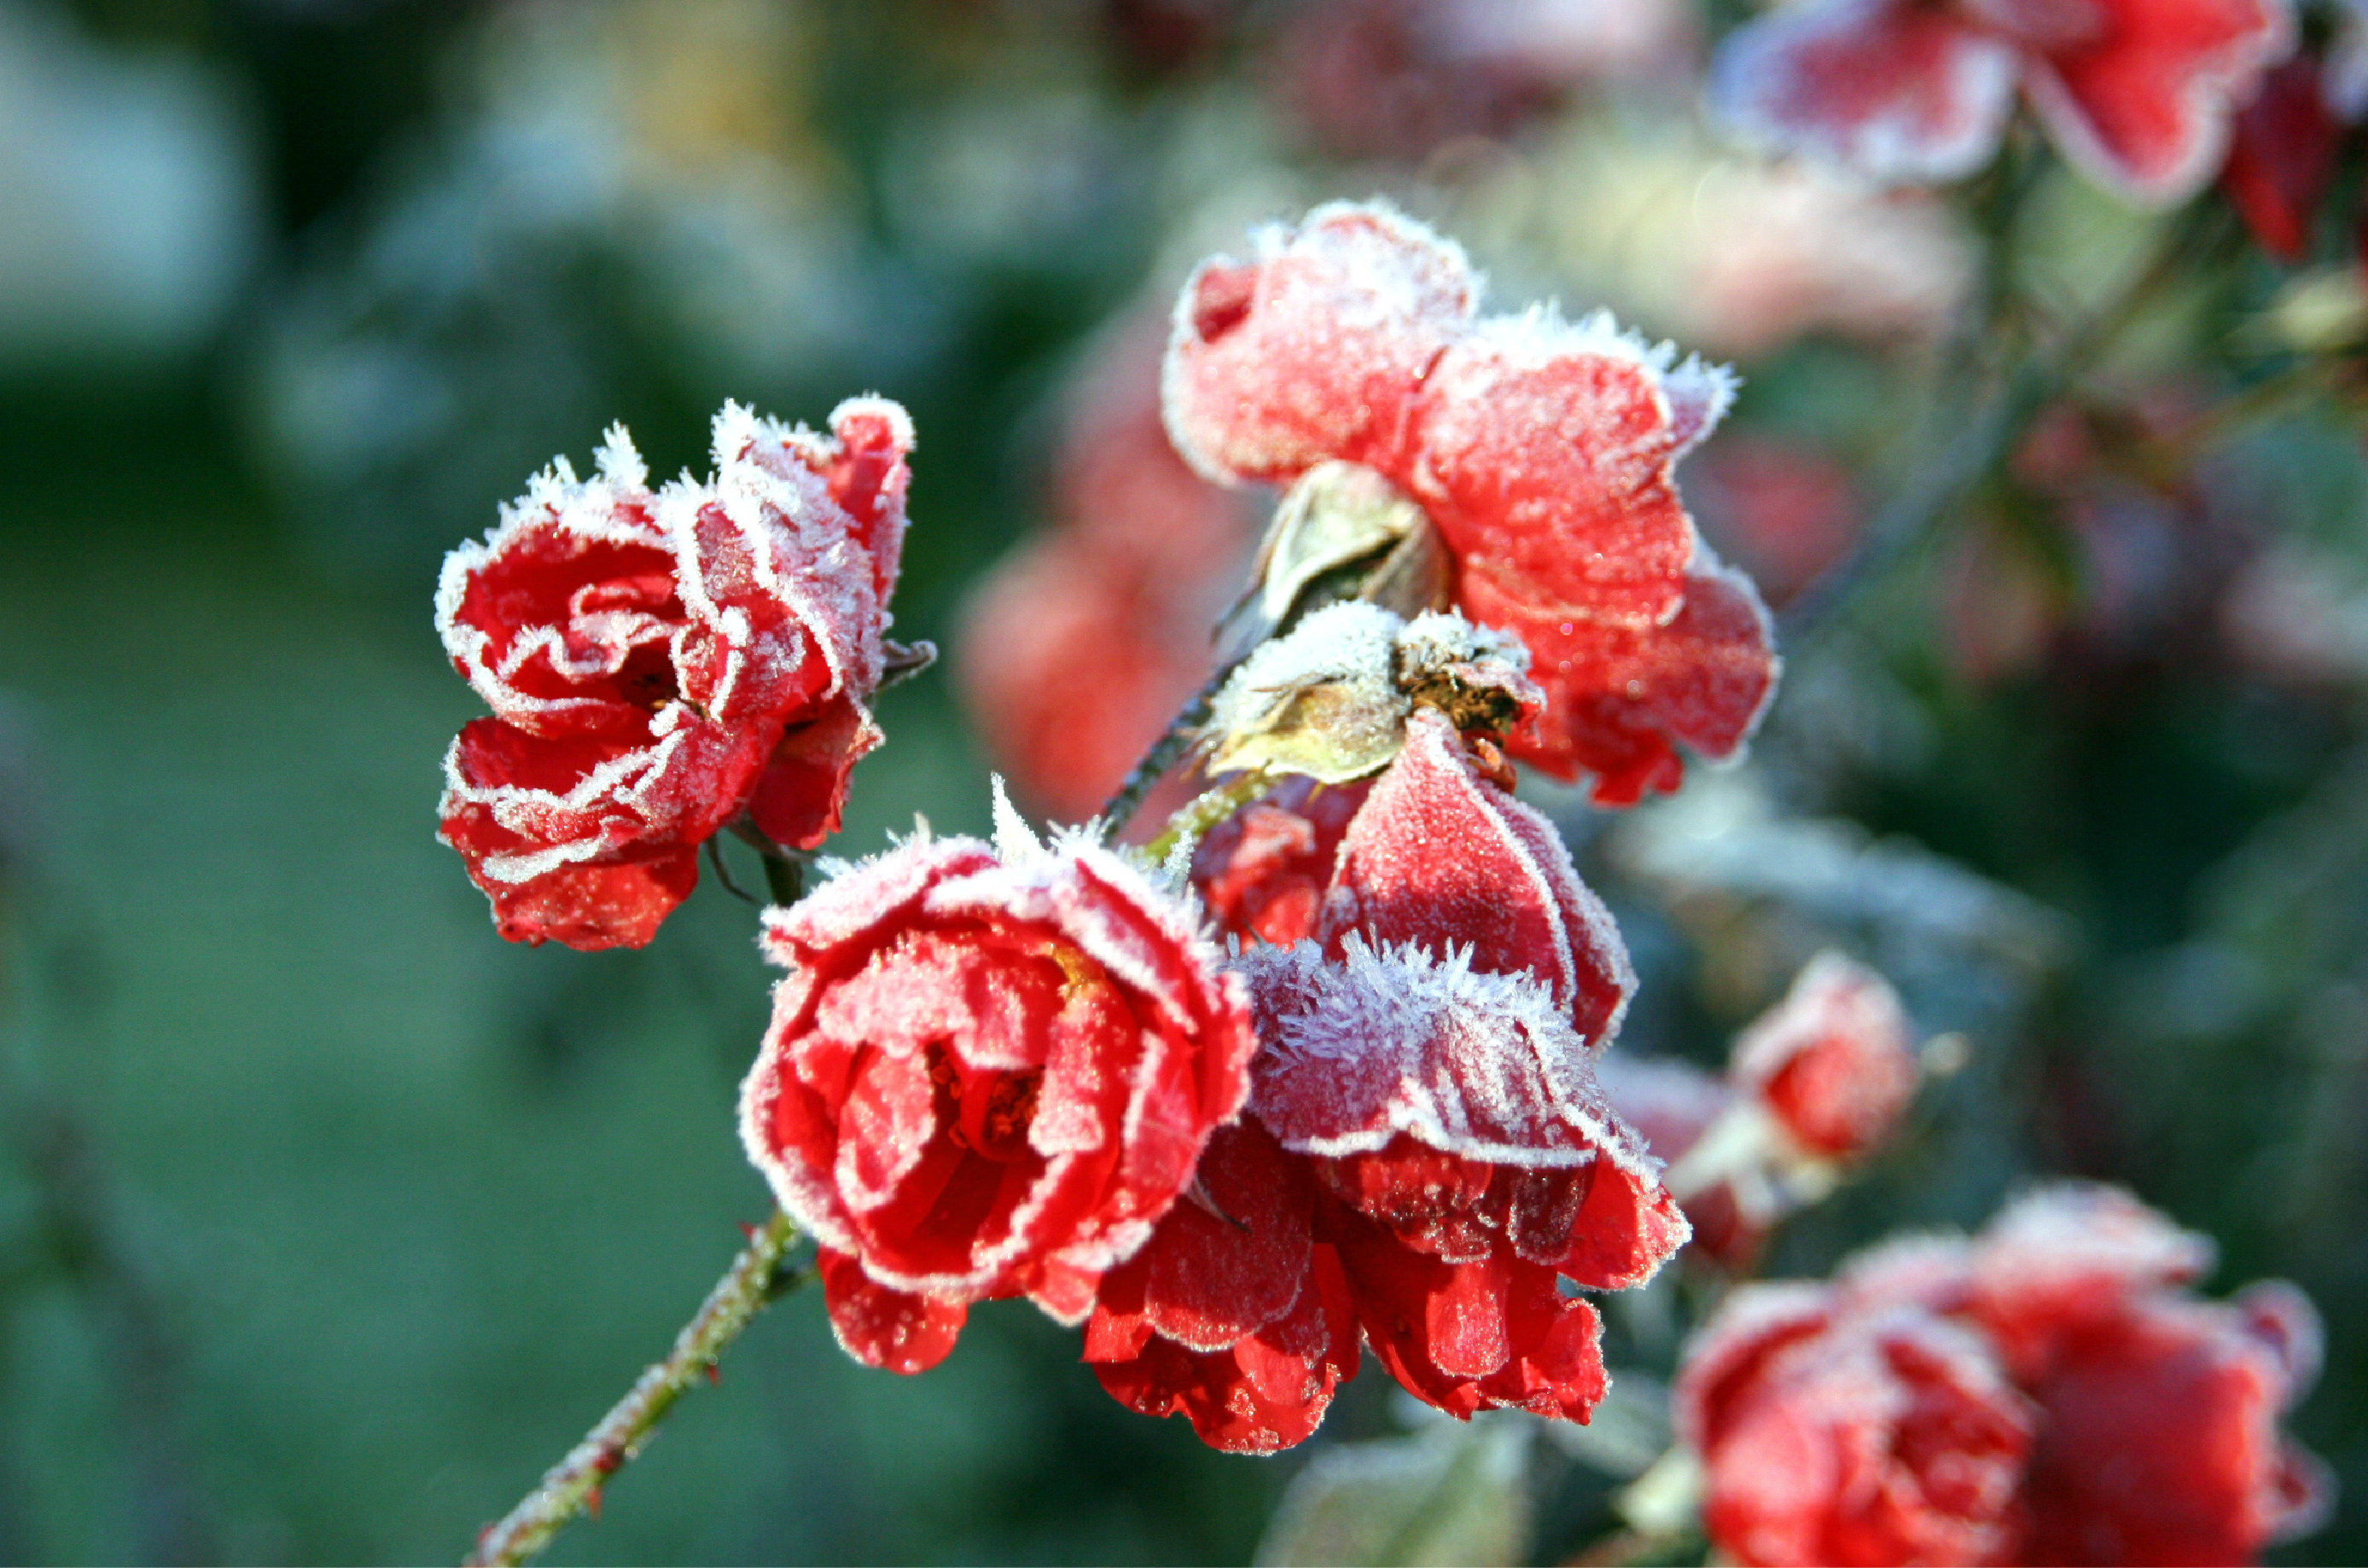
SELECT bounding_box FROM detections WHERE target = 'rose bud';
[1708,0,2290,206]
[436,399,912,949]
[736,793,1258,1373]
[1165,200,1776,805]
[1731,951,1919,1162]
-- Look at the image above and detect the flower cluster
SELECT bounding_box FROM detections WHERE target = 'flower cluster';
[436,399,913,950]
[1679,1185,2330,1565]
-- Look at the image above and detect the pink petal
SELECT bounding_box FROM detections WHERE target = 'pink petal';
[1708,0,2020,185]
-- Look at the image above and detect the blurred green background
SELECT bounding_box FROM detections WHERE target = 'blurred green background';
[2,0,2365,1562]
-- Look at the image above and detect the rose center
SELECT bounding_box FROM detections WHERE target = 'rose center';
[926,1043,1044,1163]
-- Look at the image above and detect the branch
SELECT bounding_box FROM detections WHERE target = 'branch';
[464,1211,807,1567]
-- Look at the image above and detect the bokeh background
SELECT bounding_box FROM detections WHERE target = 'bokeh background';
[2,0,2366,1561]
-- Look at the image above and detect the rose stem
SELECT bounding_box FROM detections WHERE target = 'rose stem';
[1098,659,1241,836]
[463,1211,806,1567]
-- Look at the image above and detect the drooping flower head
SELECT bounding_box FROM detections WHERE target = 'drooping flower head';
[738,798,1259,1373]
[1091,711,1687,1449]
[1678,1184,2331,1566]
[1164,200,1778,806]
[436,399,912,949]
[1708,0,2293,205]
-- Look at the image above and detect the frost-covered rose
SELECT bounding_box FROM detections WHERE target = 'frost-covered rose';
[737,808,1258,1373]
[1164,200,1777,805]
[1678,1185,2330,1566]
[1096,711,1684,1449]
[436,399,911,950]
[1709,0,2291,204]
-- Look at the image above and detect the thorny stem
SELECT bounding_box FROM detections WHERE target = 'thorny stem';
[464,1211,808,1567]
[1098,658,1243,836]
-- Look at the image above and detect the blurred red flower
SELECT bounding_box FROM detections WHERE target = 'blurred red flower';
[1679,1185,2330,1565]
[436,400,911,950]
[1709,0,2291,204]
[737,816,1258,1372]
[958,315,1252,822]
[1164,201,1777,805]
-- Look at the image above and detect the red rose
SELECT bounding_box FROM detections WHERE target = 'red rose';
[1094,711,1684,1449]
[1679,1185,2331,1566]
[436,399,912,950]
[736,809,1259,1373]
[1162,201,1777,805]
[1708,0,2291,205]
[1731,951,1919,1160]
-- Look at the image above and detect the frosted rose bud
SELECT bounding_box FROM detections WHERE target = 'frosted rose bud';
[1708,0,2292,206]
[1164,200,1776,805]
[737,799,1258,1372]
[436,399,912,950]
[1730,951,1918,1160]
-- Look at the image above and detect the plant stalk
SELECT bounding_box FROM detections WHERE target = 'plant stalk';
[463,1211,806,1567]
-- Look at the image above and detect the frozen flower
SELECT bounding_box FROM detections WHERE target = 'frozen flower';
[1709,0,2293,205]
[1678,1185,2331,1565]
[1731,952,1918,1160]
[1097,711,1681,1449]
[435,399,911,950]
[1598,954,1918,1269]
[1165,200,1777,805]
[737,804,1259,1372]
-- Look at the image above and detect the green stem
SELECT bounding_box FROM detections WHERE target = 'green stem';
[463,1211,806,1567]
